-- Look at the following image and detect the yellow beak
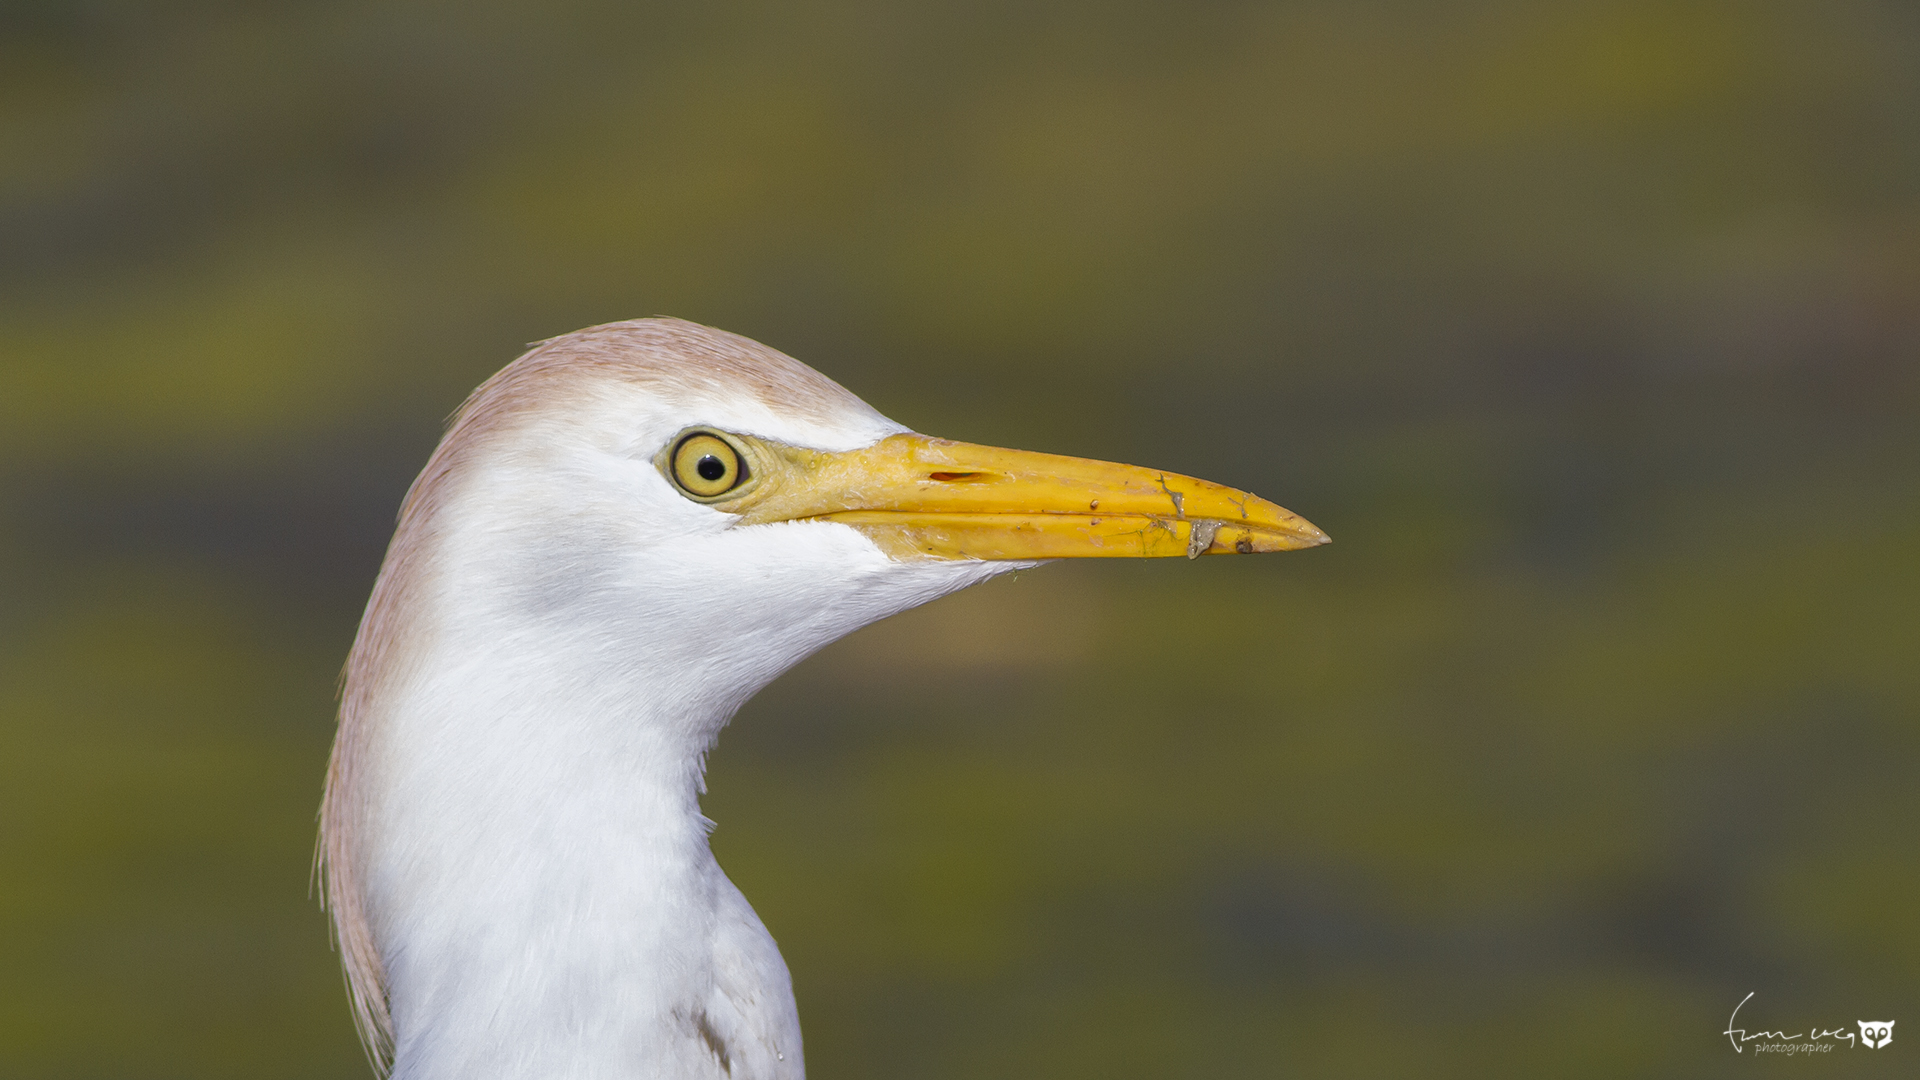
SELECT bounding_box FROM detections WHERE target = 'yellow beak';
[731,433,1328,561]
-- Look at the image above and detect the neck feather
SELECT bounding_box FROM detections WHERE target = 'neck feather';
[344,621,803,1080]
[321,457,1007,1078]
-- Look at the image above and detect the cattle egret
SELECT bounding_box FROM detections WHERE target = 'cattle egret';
[319,318,1327,1079]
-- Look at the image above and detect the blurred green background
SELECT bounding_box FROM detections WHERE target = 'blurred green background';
[3,1,1916,1076]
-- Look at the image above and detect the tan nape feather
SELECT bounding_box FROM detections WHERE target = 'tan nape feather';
[317,317,876,1073]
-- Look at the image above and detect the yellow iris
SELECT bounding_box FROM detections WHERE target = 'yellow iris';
[670,432,746,499]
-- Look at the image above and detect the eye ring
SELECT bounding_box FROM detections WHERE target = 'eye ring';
[666,430,751,500]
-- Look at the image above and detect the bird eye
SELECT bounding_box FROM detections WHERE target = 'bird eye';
[669,432,748,499]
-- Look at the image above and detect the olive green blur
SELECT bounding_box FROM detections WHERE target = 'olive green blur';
[3,2,1915,1077]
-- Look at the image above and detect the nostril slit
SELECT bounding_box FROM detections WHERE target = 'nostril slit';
[928,471,982,481]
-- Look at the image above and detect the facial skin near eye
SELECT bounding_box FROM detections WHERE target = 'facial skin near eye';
[670,432,747,499]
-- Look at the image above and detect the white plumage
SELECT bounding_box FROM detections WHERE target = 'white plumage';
[321,318,1324,1079]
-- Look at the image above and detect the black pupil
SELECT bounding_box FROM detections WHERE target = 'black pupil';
[696,455,727,482]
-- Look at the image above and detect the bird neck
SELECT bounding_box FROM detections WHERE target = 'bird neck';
[364,631,802,1079]
[347,504,1005,1077]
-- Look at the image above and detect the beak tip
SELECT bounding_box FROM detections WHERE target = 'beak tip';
[1272,513,1330,551]
[1203,517,1330,556]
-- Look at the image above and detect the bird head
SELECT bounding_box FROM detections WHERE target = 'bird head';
[372,317,1326,725]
